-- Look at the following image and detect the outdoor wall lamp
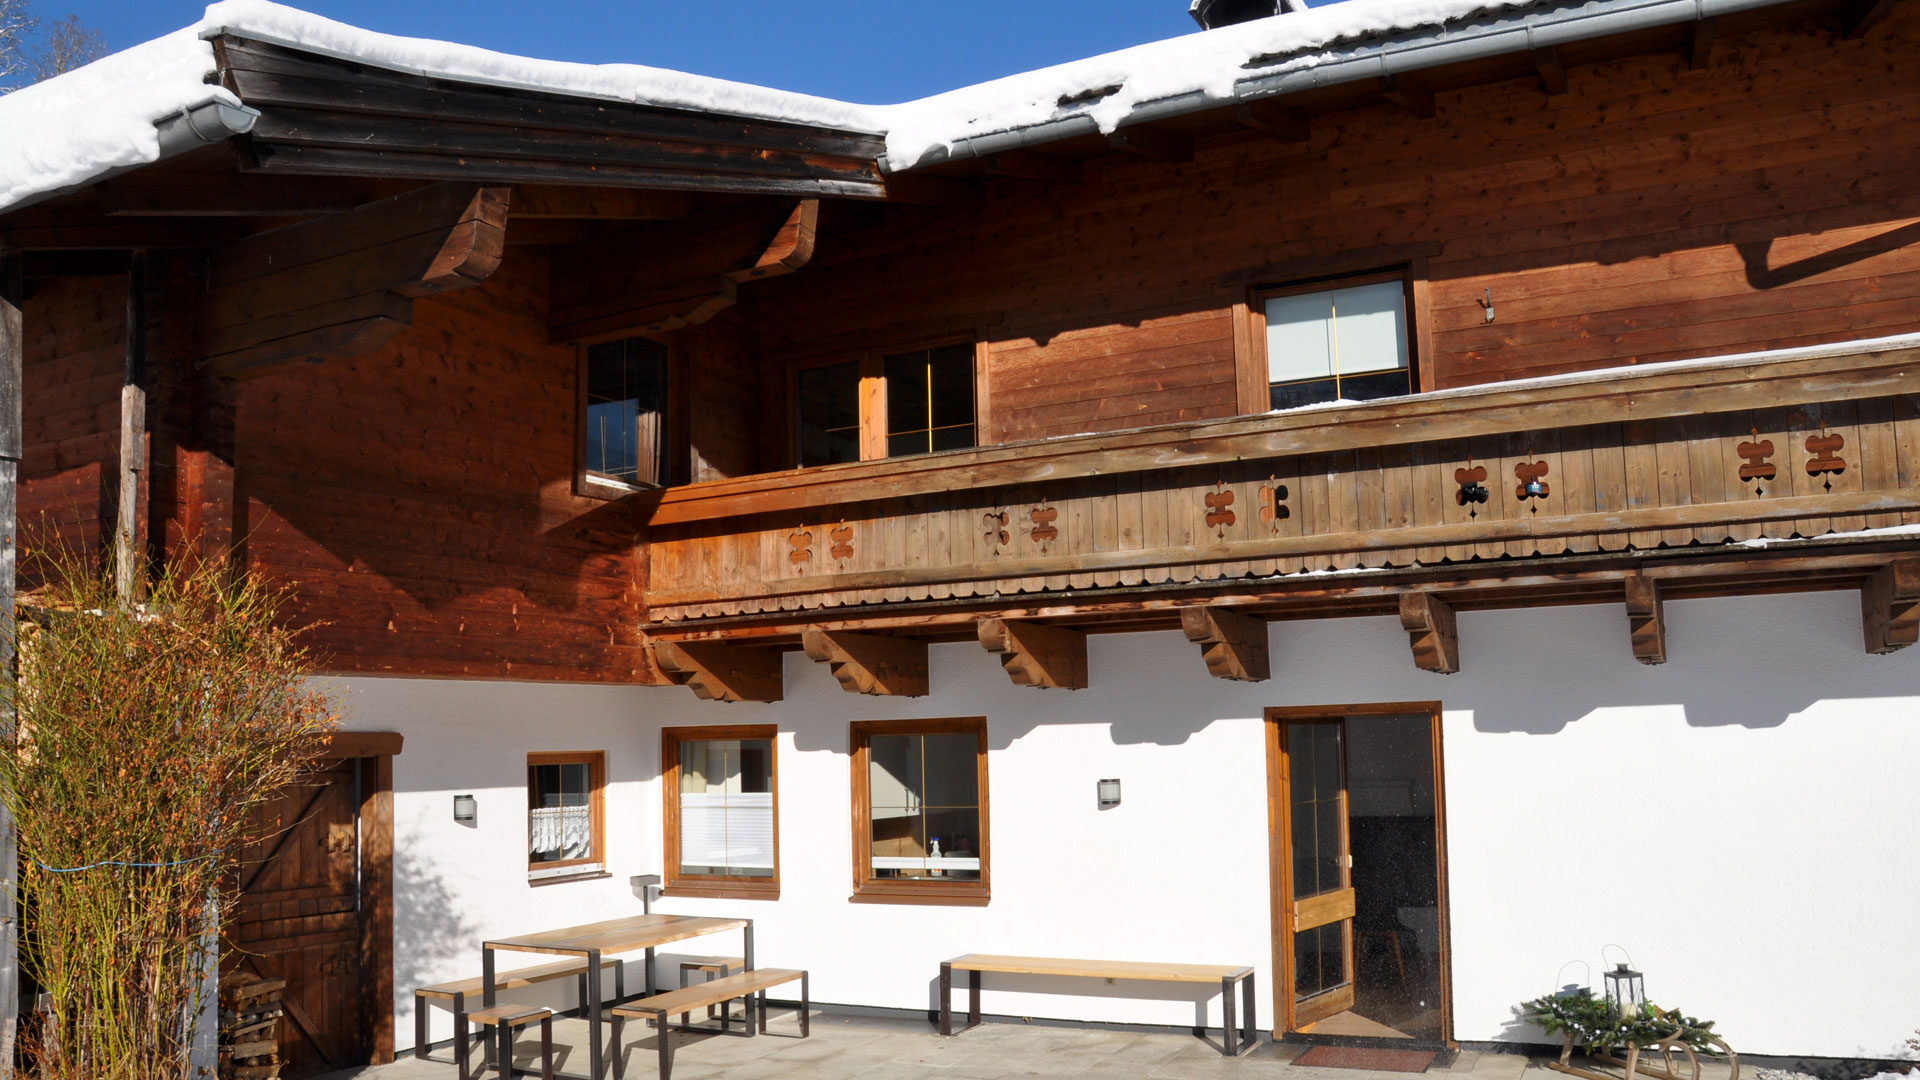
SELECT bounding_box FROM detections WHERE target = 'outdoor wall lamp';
[452,793,477,824]
[1603,953,1645,1017]
[1097,778,1122,810]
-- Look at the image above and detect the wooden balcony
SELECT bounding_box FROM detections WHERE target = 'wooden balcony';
[642,338,1920,649]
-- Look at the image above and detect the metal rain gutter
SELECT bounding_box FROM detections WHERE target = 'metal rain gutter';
[884,0,1789,172]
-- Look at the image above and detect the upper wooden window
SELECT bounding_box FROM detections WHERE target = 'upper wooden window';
[662,726,779,900]
[849,717,989,906]
[794,343,978,468]
[527,751,605,881]
[581,336,669,489]
[1255,272,1415,410]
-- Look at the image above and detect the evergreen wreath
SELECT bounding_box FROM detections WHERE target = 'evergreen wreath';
[1520,990,1725,1057]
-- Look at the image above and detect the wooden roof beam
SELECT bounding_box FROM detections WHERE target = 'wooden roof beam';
[981,151,1082,184]
[1839,0,1898,38]
[978,618,1088,689]
[1533,46,1568,95]
[653,641,784,702]
[1399,592,1459,673]
[1234,100,1311,143]
[1379,74,1436,120]
[509,186,694,220]
[801,630,930,696]
[1624,573,1667,665]
[1179,606,1270,682]
[1861,558,1920,653]
[99,175,420,217]
[1107,124,1193,163]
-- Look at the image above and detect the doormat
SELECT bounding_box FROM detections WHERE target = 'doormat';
[1293,1046,1438,1072]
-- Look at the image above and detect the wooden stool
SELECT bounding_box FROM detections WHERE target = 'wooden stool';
[458,1004,553,1080]
[677,957,743,1024]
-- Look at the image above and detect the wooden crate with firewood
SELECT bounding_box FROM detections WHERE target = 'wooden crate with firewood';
[218,973,286,1080]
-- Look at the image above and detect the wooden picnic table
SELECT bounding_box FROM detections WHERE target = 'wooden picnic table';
[483,914,753,1080]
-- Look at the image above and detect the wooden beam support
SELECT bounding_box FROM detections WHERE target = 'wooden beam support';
[1234,100,1311,142]
[1533,46,1568,95]
[1689,18,1717,69]
[1379,74,1436,120]
[1839,0,1898,38]
[652,641,784,703]
[1861,558,1920,654]
[981,151,1082,184]
[800,629,930,696]
[114,253,148,603]
[1624,573,1667,665]
[727,199,817,283]
[1399,592,1459,673]
[978,619,1088,689]
[1179,606,1270,682]
[1106,125,1193,163]
[199,182,509,376]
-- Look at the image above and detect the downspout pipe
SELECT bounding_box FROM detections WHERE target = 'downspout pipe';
[885,0,1783,172]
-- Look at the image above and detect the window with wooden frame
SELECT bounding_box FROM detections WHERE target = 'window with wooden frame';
[527,751,606,882]
[1249,270,1419,411]
[793,342,980,468]
[661,726,779,900]
[849,717,989,905]
[578,335,670,492]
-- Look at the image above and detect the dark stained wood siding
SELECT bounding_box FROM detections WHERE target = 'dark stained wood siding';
[755,12,1920,435]
[235,247,648,682]
[19,274,122,569]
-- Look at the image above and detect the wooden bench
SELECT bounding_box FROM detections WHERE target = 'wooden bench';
[414,956,623,1062]
[609,968,809,1080]
[938,954,1257,1057]
[457,1004,552,1080]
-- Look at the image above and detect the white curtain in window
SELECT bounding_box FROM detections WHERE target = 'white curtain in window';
[679,792,774,871]
[529,805,592,860]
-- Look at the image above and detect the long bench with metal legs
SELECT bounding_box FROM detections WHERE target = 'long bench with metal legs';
[938,954,1258,1057]
[608,968,809,1080]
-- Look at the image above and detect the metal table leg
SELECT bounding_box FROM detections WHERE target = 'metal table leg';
[939,962,952,1035]
[586,948,603,1080]
[482,948,497,1071]
[1221,976,1236,1058]
[968,970,980,1029]
[743,920,755,971]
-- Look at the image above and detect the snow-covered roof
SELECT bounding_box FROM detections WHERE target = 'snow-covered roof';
[0,0,1797,214]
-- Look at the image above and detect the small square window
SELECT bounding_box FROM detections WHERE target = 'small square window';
[527,751,605,880]
[884,345,976,457]
[1260,275,1412,410]
[850,718,988,905]
[582,337,669,487]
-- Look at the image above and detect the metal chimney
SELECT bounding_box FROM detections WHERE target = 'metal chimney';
[1189,0,1308,29]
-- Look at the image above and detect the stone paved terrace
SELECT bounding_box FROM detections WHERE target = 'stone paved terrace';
[312,1011,1626,1080]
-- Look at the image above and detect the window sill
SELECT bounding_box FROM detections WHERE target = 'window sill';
[850,883,989,907]
[527,866,609,887]
[573,472,663,502]
[662,882,781,902]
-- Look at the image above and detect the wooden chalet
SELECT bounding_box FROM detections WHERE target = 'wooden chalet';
[1,0,1917,1071]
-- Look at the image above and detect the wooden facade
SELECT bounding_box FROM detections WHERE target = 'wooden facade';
[1,0,1916,689]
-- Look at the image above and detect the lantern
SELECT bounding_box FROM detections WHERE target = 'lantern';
[1603,962,1645,1018]
[452,793,477,824]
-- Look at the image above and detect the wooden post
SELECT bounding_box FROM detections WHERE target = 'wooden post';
[0,252,23,1077]
[115,252,148,603]
[1399,592,1459,674]
[800,630,929,696]
[1624,574,1667,665]
[977,619,1087,689]
[1861,559,1920,654]
[1179,607,1271,682]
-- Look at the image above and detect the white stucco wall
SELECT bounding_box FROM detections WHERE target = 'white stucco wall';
[329,588,1920,1060]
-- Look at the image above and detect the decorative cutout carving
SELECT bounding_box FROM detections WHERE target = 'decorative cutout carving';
[1455,463,1489,509]
[1029,505,1059,545]
[1514,460,1551,500]
[1805,432,1846,476]
[1258,478,1290,531]
[983,511,1010,548]
[787,529,812,567]
[1737,431,1777,482]
[1205,484,1236,538]
[829,523,854,561]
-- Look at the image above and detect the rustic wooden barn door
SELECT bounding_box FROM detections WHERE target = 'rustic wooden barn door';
[227,751,392,1078]
[1277,719,1357,1027]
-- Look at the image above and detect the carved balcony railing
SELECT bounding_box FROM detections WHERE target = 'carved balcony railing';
[641,337,1920,627]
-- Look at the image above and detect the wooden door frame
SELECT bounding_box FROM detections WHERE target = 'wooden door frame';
[319,731,402,1066]
[1264,702,1453,1046]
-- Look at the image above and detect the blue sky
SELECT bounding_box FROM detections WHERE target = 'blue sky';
[34,0,1212,103]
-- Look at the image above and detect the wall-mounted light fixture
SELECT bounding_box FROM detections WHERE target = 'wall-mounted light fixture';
[1481,287,1495,323]
[1097,778,1122,810]
[453,793,477,825]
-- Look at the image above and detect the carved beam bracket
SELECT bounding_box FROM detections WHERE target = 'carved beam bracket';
[1399,592,1459,673]
[800,629,930,696]
[1625,573,1667,665]
[1862,558,1920,654]
[978,618,1088,689]
[652,641,784,703]
[1179,607,1271,682]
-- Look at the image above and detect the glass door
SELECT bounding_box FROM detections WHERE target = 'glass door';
[1282,720,1356,1026]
